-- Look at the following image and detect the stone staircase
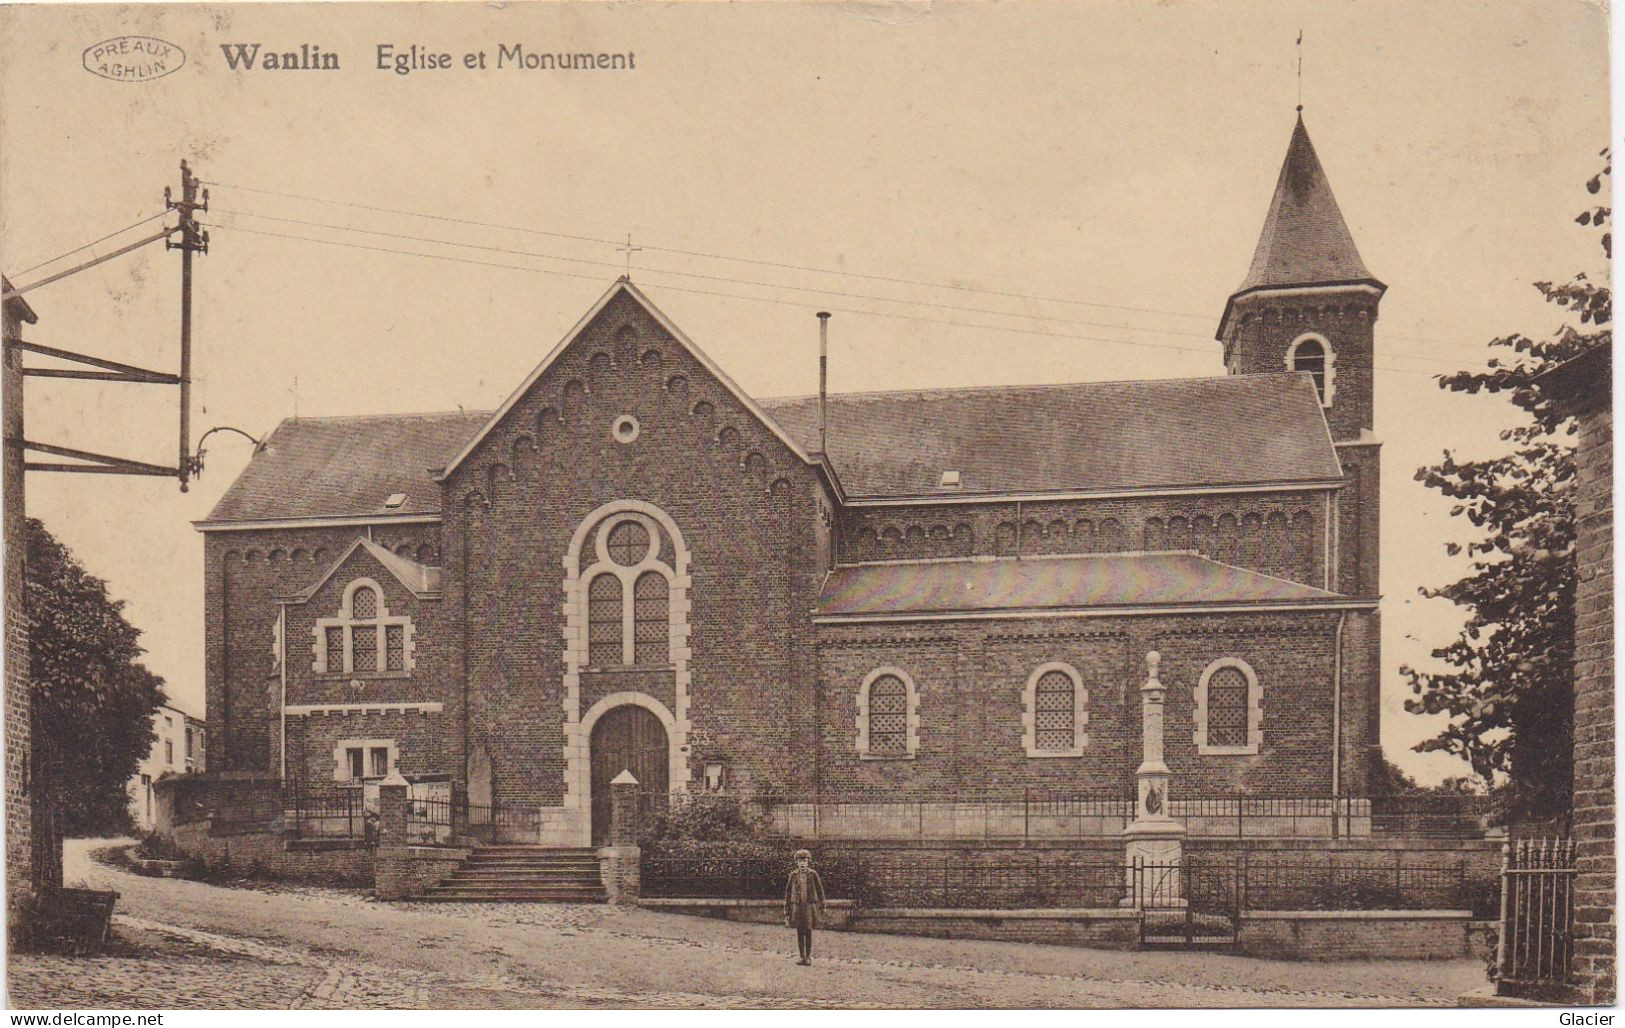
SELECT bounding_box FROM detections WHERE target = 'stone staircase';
[417,845,607,903]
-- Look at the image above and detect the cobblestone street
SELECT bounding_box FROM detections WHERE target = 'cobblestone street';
[7,840,1488,1009]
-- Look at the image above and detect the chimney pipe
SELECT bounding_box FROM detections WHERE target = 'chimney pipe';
[817,311,831,455]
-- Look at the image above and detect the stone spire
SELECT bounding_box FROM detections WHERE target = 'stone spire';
[1232,115,1381,298]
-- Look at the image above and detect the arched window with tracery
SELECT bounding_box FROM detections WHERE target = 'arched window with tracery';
[633,572,669,664]
[587,574,623,667]
[577,511,676,668]
[314,578,414,676]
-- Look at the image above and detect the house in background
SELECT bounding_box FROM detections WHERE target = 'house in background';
[129,701,205,833]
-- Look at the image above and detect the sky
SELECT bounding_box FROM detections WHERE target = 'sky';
[0,0,1611,783]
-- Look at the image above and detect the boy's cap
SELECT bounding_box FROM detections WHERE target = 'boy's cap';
[794,849,812,860]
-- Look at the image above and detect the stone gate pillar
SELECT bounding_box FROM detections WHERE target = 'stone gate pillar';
[600,770,642,904]
[1123,651,1186,907]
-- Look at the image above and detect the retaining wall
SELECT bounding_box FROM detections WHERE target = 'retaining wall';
[169,821,375,887]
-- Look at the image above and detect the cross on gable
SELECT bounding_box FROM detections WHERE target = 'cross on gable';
[617,233,642,278]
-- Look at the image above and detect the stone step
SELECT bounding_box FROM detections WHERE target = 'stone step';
[434,880,606,892]
[466,855,602,865]
[425,884,607,896]
[470,846,596,855]
[416,892,606,904]
[446,870,604,881]
[438,876,604,883]
[417,845,608,904]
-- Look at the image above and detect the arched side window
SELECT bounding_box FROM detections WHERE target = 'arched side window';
[1194,658,1262,755]
[579,512,675,668]
[587,574,624,667]
[633,572,669,665]
[855,667,920,760]
[313,578,415,676]
[1286,333,1336,407]
[1022,662,1088,757]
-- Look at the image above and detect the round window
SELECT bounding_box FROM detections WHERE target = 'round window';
[612,414,640,444]
[604,520,653,567]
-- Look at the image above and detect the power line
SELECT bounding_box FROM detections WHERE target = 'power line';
[209,207,1465,369]
[203,176,1493,355]
[3,228,174,303]
[203,219,1452,377]
[13,211,171,277]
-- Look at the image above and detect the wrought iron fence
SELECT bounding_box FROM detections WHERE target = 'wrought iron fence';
[405,796,454,845]
[640,844,1489,916]
[1368,794,1491,839]
[1194,852,1489,913]
[634,788,1483,842]
[852,853,1127,909]
[390,789,550,846]
[285,784,373,844]
[455,796,546,844]
[1497,838,1577,998]
[644,788,1140,843]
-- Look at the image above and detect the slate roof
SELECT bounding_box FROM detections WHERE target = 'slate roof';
[204,411,491,523]
[202,370,1340,523]
[1232,116,1380,297]
[758,373,1342,497]
[817,552,1341,617]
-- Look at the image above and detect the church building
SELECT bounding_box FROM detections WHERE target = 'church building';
[198,114,1387,847]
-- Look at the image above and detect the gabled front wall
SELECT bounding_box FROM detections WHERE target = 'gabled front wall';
[279,543,452,784]
[815,610,1365,798]
[203,523,441,775]
[439,289,829,838]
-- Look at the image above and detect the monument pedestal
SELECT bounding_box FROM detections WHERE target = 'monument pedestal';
[1122,818,1187,908]
[1120,651,1187,909]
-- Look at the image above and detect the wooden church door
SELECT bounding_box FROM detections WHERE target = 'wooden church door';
[589,705,669,845]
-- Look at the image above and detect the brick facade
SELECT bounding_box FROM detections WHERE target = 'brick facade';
[3,282,35,909]
[197,279,1385,848]
[196,118,1390,851]
[1540,345,1614,1004]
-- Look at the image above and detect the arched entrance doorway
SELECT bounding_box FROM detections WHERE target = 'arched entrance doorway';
[589,704,669,845]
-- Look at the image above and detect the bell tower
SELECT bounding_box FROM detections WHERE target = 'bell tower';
[1219,112,1387,796]
[1218,113,1385,444]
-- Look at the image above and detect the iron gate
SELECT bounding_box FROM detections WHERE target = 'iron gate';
[1135,858,1240,949]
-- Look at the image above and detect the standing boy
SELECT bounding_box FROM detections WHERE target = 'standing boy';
[783,848,826,965]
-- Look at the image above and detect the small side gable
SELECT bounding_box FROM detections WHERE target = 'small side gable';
[434,278,813,482]
[283,536,440,605]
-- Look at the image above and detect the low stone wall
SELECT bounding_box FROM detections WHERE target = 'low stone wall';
[376,845,468,900]
[640,898,1488,961]
[853,907,1140,948]
[639,898,857,928]
[1237,910,1491,962]
[169,821,375,887]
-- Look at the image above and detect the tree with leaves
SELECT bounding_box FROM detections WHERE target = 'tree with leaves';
[25,518,166,878]
[1403,152,1610,822]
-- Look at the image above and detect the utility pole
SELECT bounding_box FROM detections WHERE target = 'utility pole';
[3,161,238,930]
[166,160,208,491]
